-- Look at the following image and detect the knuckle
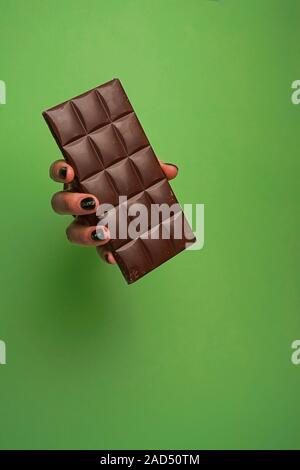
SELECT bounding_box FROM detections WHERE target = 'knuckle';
[65,225,73,243]
[49,164,56,179]
[49,160,59,174]
[50,193,58,211]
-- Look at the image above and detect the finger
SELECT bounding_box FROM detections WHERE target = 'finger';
[51,191,99,215]
[159,160,179,180]
[49,160,75,183]
[96,246,117,264]
[66,219,110,246]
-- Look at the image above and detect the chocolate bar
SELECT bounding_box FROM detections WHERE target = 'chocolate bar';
[43,79,195,283]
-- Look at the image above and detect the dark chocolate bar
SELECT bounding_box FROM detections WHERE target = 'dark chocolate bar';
[43,79,195,283]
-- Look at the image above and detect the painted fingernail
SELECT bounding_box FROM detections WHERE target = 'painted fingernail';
[91,228,106,241]
[165,163,178,171]
[59,167,67,179]
[80,197,96,210]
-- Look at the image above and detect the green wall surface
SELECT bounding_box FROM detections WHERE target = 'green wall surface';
[0,0,299,449]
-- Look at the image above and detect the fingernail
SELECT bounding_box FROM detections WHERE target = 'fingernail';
[59,167,67,179]
[165,163,178,171]
[81,197,96,210]
[91,228,106,241]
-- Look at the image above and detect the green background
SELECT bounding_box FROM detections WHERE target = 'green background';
[0,0,299,450]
